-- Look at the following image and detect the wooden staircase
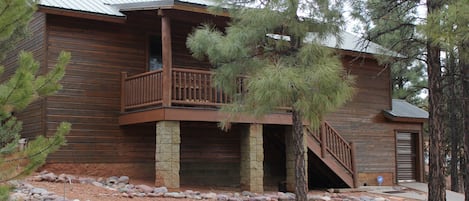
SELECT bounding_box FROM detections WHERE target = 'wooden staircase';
[306,122,357,188]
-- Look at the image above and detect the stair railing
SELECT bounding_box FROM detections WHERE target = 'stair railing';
[307,121,357,186]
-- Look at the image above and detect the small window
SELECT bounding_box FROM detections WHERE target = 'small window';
[148,35,162,71]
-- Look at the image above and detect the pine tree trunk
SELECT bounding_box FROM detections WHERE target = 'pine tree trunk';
[462,50,469,201]
[449,51,460,192]
[427,1,446,199]
[292,109,307,201]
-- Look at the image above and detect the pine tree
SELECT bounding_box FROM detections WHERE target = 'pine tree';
[424,0,469,197]
[0,0,71,199]
[350,0,427,106]
[352,0,455,199]
[187,1,355,200]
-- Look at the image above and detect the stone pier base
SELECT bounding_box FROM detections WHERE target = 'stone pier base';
[155,121,180,189]
[240,124,264,193]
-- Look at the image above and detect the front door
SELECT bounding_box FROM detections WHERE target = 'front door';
[396,132,417,182]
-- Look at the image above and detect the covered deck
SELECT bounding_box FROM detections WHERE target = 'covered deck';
[119,67,295,125]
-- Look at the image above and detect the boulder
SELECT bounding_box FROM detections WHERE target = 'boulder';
[31,187,49,195]
[118,176,129,184]
[41,173,58,182]
[153,186,168,194]
[136,184,154,194]
[91,181,104,187]
[202,192,217,199]
[106,176,119,185]
[216,194,229,201]
[164,192,187,198]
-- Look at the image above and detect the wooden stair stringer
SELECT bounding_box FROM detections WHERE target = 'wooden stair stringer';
[306,134,354,187]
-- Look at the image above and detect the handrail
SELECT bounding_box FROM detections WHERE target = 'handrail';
[126,69,163,80]
[323,121,354,173]
[306,122,355,176]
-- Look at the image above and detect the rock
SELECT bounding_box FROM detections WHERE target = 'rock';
[306,195,331,201]
[122,192,132,198]
[252,196,270,201]
[106,176,119,185]
[31,187,48,195]
[9,192,28,201]
[359,196,373,201]
[148,192,164,197]
[118,176,130,184]
[374,198,387,201]
[217,194,229,201]
[228,197,243,201]
[278,192,295,201]
[153,186,168,194]
[242,191,254,197]
[59,174,77,183]
[136,184,154,194]
[41,172,58,182]
[202,192,217,199]
[78,177,96,184]
[165,192,187,198]
[92,181,104,187]
[135,192,146,197]
[97,177,105,183]
[118,186,132,193]
[105,186,117,191]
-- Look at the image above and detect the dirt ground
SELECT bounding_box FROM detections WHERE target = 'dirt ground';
[22,176,422,201]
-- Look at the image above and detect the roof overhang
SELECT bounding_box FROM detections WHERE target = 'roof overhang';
[38,6,127,23]
[38,0,228,23]
[383,111,427,123]
[111,0,175,11]
[383,99,428,123]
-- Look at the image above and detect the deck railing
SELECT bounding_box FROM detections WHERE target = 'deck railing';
[171,68,240,106]
[121,70,163,111]
[121,67,245,111]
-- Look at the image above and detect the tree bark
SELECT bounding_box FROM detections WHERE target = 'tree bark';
[448,51,461,192]
[292,109,307,201]
[427,1,446,200]
[462,47,469,201]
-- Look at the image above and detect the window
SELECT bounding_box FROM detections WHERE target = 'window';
[148,35,162,71]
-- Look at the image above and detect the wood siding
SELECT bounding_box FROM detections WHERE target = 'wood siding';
[326,56,423,183]
[180,122,241,187]
[0,12,47,139]
[42,11,225,163]
[44,14,153,162]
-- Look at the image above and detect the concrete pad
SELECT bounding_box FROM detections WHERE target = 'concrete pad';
[358,186,427,200]
[400,182,465,201]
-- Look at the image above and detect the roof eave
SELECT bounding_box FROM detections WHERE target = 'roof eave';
[38,5,127,23]
[383,110,428,123]
[111,0,175,11]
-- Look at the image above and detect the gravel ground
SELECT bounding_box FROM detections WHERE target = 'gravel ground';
[15,173,422,201]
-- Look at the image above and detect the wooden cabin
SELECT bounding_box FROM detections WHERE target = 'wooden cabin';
[1,0,429,192]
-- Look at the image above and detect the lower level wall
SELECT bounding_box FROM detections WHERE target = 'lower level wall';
[179,122,241,187]
[358,172,394,186]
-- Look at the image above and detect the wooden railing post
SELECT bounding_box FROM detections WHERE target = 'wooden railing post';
[121,72,127,113]
[350,141,358,188]
[320,122,327,158]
